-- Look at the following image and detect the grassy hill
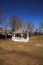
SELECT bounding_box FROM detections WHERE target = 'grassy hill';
[0,35,43,65]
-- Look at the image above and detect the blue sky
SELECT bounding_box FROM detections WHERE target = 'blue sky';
[0,0,43,28]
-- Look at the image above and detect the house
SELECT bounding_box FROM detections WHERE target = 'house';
[12,29,29,42]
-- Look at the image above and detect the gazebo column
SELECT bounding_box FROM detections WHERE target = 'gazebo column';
[14,33,15,39]
[21,33,23,38]
[27,33,29,42]
[14,34,15,37]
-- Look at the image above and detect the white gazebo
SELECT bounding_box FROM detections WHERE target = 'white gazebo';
[12,29,29,42]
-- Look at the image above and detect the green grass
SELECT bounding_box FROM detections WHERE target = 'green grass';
[30,35,43,41]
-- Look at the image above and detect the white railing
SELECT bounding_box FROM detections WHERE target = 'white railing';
[12,36,29,42]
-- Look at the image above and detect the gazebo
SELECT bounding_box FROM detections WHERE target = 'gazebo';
[12,29,29,42]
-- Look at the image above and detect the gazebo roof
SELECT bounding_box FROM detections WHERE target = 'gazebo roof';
[13,29,23,33]
[13,29,28,34]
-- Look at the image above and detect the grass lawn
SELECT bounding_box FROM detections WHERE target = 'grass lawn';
[0,35,43,65]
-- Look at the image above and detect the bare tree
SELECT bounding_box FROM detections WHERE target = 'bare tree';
[10,16,18,31]
[4,23,9,39]
[4,28,8,39]
[27,22,34,36]
[16,19,23,30]
[39,21,43,33]
[0,9,3,27]
[34,28,39,35]
[22,22,27,31]
[10,16,23,31]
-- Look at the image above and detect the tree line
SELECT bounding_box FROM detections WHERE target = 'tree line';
[0,9,43,39]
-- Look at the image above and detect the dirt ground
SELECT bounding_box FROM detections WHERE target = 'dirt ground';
[0,35,43,65]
